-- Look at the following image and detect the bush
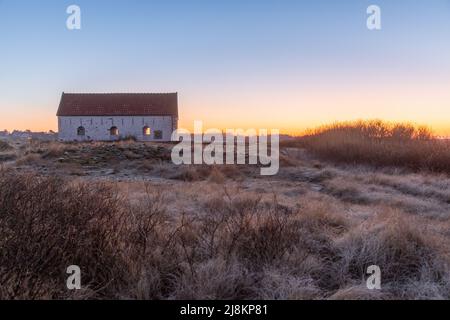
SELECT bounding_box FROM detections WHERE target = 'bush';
[0,170,127,299]
[0,140,12,152]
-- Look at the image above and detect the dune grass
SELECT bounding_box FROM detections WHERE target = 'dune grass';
[298,120,450,173]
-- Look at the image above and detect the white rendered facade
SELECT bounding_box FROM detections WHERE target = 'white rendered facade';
[58,115,177,142]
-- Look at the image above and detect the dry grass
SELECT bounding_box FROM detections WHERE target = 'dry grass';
[299,120,450,173]
[171,165,243,182]
[15,153,43,166]
[1,168,449,300]
[335,209,450,298]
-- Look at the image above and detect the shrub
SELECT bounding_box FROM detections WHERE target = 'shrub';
[0,140,12,152]
[15,153,42,166]
[0,170,127,299]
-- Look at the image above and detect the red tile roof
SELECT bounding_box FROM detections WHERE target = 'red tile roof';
[57,93,178,117]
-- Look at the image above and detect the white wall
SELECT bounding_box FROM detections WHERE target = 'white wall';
[58,116,176,142]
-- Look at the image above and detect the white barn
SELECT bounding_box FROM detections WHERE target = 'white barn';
[57,93,178,142]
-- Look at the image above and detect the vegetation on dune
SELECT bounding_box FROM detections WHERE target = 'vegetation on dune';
[1,169,449,300]
[288,120,450,173]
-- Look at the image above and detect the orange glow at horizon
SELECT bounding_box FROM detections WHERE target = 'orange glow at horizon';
[1,83,449,137]
[1,115,450,137]
[175,82,450,137]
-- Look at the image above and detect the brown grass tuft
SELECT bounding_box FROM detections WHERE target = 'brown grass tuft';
[334,209,450,298]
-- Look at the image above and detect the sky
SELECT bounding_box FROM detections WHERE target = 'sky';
[0,0,449,135]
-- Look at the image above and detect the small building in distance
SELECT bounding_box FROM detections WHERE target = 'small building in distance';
[9,130,58,141]
[10,130,32,139]
[57,92,178,142]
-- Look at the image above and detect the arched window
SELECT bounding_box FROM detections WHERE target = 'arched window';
[110,126,119,136]
[143,126,151,136]
[77,126,85,136]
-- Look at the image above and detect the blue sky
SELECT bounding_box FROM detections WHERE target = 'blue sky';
[0,0,449,133]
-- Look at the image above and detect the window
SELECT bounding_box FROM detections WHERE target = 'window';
[154,130,163,140]
[77,126,85,136]
[110,126,119,136]
[143,126,151,136]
